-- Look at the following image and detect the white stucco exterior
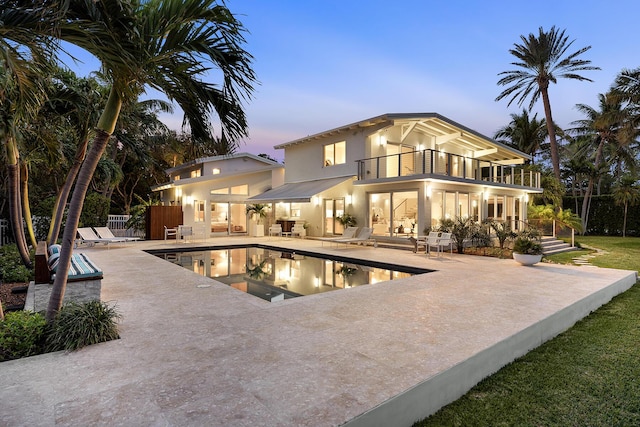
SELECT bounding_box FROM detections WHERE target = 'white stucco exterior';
[154,114,541,239]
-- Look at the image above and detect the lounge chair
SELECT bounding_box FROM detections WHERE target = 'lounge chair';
[335,227,376,247]
[319,226,359,246]
[43,244,103,282]
[94,226,140,242]
[77,227,123,247]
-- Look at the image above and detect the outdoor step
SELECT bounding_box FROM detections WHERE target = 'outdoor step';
[539,237,576,255]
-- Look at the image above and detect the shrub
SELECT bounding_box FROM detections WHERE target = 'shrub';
[0,244,33,283]
[513,236,543,255]
[0,311,47,361]
[46,301,121,351]
[440,217,474,254]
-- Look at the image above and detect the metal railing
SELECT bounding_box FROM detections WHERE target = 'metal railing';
[357,149,541,189]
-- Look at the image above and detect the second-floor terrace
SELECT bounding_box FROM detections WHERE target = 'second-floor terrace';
[356,148,541,190]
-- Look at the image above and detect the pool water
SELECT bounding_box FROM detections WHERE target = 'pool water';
[150,245,429,302]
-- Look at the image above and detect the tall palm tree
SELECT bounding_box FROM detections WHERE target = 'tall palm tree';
[41,0,256,320]
[496,26,599,181]
[612,174,640,237]
[494,109,547,162]
[570,92,635,231]
[44,70,107,245]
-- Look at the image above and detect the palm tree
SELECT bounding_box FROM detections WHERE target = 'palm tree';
[44,70,108,245]
[494,109,547,162]
[612,174,640,237]
[570,92,635,232]
[496,26,599,182]
[1,0,256,320]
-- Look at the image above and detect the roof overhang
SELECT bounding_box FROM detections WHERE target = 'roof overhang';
[247,176,354,203]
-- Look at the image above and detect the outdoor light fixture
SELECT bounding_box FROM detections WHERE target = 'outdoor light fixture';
[346,194,352,205]
[426,186,432,198]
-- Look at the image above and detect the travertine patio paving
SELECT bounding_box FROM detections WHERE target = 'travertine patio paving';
[1,237,636,426]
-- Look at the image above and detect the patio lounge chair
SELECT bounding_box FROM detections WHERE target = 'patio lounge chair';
[94,226,140,242]
[40,243,103,282]
[319,226,359,246]
[335,227,376,247]
[77,227,123,247]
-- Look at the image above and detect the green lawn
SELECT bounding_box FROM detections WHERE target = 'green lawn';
[415,236,640,426]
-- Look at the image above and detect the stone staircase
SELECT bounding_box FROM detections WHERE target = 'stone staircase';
[541,236,575,255]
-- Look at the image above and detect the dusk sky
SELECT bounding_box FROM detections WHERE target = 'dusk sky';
[65,1,640,162]
[221,0,640,161]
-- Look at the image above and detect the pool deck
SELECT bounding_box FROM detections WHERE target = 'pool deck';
[2,237,637,426]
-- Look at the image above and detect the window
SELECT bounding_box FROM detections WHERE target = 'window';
[274,202,303,219]
[323,141,346,166]
[194,200,205,222]
[231,184,248,195]
[212,168,221,175]
[210,187,229,195]
[191,169,201,178]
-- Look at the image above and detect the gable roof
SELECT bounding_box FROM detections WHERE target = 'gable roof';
[274,113,531,163]
[165,152,281,175]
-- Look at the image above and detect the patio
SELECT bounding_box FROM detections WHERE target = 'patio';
[1,237,636,426]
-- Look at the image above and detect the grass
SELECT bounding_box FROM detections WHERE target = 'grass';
[415,236,640,426]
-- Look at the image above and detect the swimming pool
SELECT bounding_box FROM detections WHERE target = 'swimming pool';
[148,245,431,302]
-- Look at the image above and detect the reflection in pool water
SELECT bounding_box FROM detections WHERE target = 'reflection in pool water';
[154,246,421,302]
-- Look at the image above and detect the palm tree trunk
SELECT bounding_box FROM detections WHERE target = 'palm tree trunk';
[47,137,88,245]
[20,163,37,249]
[46,88,122,322]
[623,202,628,238]
[540,88,561,182]
[7,163,32,268]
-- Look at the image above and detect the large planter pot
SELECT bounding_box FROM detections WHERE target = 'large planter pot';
[250,223,264,237]
[513,252,543,266]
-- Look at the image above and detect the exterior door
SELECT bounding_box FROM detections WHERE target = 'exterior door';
[323,199,345,235]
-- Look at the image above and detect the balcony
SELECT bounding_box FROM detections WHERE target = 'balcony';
[356,149,541,189]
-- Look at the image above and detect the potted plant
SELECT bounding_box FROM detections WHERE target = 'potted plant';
[246,204,269,237]
[336,213,357,228]
[512,235,544,265]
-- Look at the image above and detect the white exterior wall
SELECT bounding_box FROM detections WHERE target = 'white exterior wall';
[281,130,366,183]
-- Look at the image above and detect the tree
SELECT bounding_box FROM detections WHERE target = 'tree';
[0,32,50,268]
[1,0,256,321]
[494,109,547,162]
[612,174,640,237]
[570,92,635,232]
[496,26,599,182]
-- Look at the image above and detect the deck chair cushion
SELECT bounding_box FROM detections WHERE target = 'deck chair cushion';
[50,253,103,281]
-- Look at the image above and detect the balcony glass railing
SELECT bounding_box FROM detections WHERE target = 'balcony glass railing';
[356,149,541,189]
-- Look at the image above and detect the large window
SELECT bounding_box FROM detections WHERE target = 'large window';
[370,191,417,236]
[275,202,303,219]
[323,141,346,166]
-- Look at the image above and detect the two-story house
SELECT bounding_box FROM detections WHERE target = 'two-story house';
[248,113,541,239]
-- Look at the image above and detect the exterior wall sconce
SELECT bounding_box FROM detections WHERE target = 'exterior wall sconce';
[426,186,432,198]
[346,194,352,205]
